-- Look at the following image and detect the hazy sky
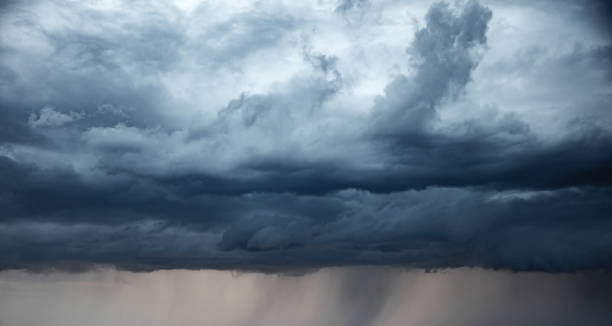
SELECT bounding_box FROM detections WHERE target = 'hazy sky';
[1,0,611,272]
[1,267,612,326]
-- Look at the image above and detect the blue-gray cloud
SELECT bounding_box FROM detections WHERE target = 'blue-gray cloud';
[0,0,611,273]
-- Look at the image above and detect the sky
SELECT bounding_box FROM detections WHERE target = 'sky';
[1,267,612,326]
[0,0,611,323]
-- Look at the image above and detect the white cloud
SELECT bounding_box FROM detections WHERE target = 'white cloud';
[28,106,83,128]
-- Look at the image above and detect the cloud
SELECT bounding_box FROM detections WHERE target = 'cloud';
[335,0,370,14]
[28,106,83,128]
[369,0,493,140]
[0,0,611,273]
[1,182,610,272]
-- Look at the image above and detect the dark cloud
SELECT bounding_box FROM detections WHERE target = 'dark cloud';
[335,0,370,14]
[500,0,612,37]
[1,181,611,272]
[369,0,491,136]
[0,0,611,273]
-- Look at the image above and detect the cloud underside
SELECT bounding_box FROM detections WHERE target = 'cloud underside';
[0,0,611,272]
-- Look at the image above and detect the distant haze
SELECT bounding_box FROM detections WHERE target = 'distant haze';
[1,267,611,326]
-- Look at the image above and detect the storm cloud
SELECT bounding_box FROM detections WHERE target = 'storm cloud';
[0,0,611,273]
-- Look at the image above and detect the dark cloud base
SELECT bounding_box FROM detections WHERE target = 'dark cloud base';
[1,186,611,273]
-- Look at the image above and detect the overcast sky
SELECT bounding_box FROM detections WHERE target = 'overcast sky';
[0,0,611,274]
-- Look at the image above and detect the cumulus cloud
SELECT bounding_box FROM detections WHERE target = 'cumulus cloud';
[0,0,611,273]
[371,0,491,134]
[28,106,83,128]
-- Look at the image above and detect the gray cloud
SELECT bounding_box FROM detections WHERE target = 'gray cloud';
[0,0,611,273]
[194,12,297,66]
[28,106,83,128]
[1,185,610,273]
[335,0,370,14]
[371,0,491,134]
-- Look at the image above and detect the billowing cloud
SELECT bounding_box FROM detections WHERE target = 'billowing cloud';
[0,0,611,273]
[28,106,83,128]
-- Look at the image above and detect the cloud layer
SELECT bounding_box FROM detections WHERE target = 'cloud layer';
[0,0,611,272]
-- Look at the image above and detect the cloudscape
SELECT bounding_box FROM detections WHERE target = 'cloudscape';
[1,0,612,324]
